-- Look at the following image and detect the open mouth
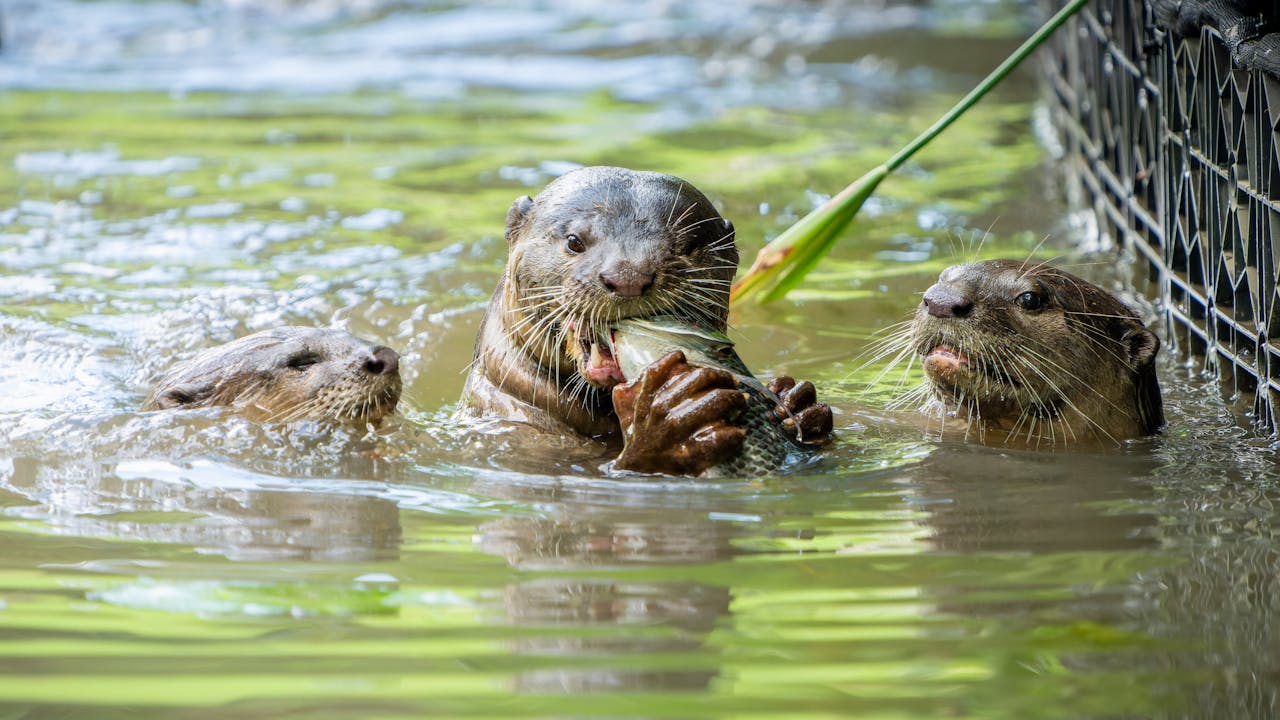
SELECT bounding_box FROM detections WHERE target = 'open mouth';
[921,342,979,389]
[924,344,970,374]
[570,322,625,387]
[922,342,1020,388]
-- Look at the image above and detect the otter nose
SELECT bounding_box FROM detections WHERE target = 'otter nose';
[362,346,400,376]
[922,283,974,319]
[600,270,655,297]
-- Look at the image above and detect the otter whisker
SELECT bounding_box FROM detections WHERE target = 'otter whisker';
[668,285,728,324]
[1017,254,1065,282]
[1011,351,1116,445]
[675,280,737,302]
[904,258,1163,446]
[864,343,921,398]
[857,333,917,375]
[500,298,573,403]
[1007,404,1035,441]
[886,373,931,411]
[1063,309,1147,322]
[672,202,699,234]
[885,356,926,407]
[1013,232,1052,275]
[1068,317,1139,351]
[146,327,400,427]
[964,394,981,443]
[1016,345,1133,422]
[677,213,723,238]
[1064,324,1130,366]
[856,339,915,371]
[511,295,563,314]
[967,221,997,264]
[680,263,740,274]
[704,227,737,252]
[941,231,962,263]
[850,319,917,361]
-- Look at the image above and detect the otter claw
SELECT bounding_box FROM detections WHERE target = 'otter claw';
[792,403,834,445]
[769,375,833,445]
[768,376,797,396]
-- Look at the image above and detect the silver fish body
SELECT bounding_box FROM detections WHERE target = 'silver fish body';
[610,317,804,477]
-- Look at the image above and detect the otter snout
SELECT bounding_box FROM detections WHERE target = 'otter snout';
[600,268,656,297]
[363,346,399,376]
[922,283,973,319]
[146,327,403,426]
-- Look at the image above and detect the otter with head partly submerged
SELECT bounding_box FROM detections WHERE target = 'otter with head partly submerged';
[462,166,830,474]
[907,259,1163,445]
[145,327,402,426]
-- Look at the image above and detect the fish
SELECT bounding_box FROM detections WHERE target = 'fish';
[609,316,805,477]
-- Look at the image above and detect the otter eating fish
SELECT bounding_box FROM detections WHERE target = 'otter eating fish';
[460,166,831,475]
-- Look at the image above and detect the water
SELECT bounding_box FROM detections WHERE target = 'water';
[1,1,1277,717]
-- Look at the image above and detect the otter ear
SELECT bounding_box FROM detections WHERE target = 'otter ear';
[1124,326,1159,369]
[153,382,214,409]
[1123,326,1165,434]
[505,195,534,245]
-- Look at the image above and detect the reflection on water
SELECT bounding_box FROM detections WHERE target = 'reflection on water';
[909,444,1161,554]
[472,477,740,692]
[477,485,736,693]
[7,456,403,562]
[1,0,1280,718]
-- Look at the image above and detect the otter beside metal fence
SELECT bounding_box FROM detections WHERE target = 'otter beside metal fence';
[1044,0,1280,430]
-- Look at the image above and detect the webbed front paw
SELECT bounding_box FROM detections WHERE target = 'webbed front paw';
[768,375,834,445]
[612,350,747,475]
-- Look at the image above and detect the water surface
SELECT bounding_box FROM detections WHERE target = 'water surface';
[1,1,1278,718]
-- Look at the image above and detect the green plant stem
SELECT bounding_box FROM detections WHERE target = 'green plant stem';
[731,0,1092,306]
[885,0,1090,172]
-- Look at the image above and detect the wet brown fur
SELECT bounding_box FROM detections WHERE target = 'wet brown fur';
[881,259,1163,445]
[144,327,401,425]
[461,166,739,437]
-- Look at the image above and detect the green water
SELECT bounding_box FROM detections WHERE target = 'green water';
[1,2,1278,718]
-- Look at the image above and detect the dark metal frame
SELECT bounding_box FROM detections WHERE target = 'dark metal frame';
[1046,0,1280,430]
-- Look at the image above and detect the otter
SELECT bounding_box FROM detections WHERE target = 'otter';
[905,259,1162,445]
[462,166,831,474]
[145,327,401,426]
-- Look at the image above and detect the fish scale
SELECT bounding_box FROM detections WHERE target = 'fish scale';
[610,316,805,477]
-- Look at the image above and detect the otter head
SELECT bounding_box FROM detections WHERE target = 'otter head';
[910,259,1163,444]
[502,166,738,391]
[146,327,402,426]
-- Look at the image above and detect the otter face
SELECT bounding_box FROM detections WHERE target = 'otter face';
[502,166,739,391]
[908,259,1162,443]
[146,327,402,426]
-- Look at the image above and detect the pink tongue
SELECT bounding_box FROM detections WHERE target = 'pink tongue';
[926,345,969,371]
[930,345,966,359]
[586,339,625,384]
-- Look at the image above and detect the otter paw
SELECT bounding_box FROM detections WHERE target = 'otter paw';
[612,350,748,475]
[768,375,834,446]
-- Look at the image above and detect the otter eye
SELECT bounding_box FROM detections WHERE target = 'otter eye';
[1015,291,1046,311]
[564,234,586,254]
[285,352,320,371]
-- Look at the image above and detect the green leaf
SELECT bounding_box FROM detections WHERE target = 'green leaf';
[730,0,1091,305]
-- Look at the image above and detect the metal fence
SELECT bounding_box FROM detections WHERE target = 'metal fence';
[1045,0,1280,430]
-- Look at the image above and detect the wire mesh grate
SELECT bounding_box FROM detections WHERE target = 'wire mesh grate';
[1045,0,1280,430]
